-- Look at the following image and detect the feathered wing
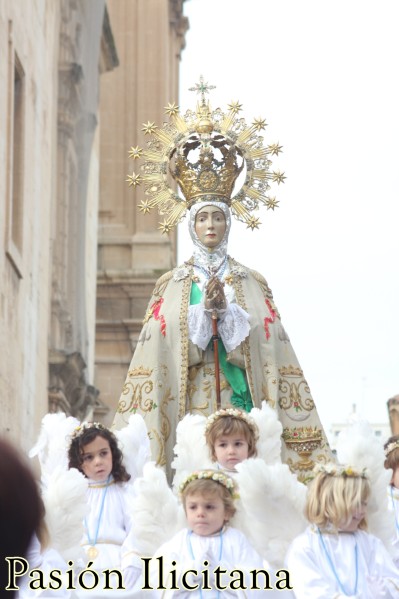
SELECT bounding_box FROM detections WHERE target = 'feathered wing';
[171,413,212,492]
[250,401,283,465]
[114,413,151,481]
[43,466,89,562]
[336,419,394,552]
[129,462,185,557]
[233,458,307,568]
[29,413,80,487]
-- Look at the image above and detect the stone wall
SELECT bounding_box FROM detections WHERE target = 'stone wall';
[0,0,118,448]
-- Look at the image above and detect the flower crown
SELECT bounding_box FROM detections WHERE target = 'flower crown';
[314,462,369,479]
[205,408,259,441]
[70,421,107,441]
[384,439,399,457]
[179,469,239,499]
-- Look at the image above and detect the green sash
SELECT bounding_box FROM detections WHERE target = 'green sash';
[190,282,253,412]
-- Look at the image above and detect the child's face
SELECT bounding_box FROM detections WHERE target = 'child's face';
[185,492,227,536]
[80,435,113,481]
[392,466,399,489]
[338,502,367,532]
[214,433,249,470]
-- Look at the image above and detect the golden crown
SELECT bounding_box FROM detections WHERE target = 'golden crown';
[127,76,285,233]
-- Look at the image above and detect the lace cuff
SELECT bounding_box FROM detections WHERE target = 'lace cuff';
[188,303,250,353]
[188,303,212,350]
[218,303,250,352]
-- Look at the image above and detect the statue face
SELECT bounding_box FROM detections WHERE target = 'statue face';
[194,205,226,248]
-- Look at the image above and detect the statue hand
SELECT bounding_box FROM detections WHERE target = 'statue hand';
[204,276,227,311]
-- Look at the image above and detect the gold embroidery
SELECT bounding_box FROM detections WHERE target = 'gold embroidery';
[230,257,256,405]
[118,379,154,413]
[282,426,323,472]
[188,363,204,381]
[278,368,315,413]
[179,260,193,419]
[128,366,153,378]
[152,428,166,467]
[279,365,304,377]
[202,380,214,401]
[187,382,199,403]
[261,382,276,409]
[160,387,174,444]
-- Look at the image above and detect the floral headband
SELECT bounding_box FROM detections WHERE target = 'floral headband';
[179,469,239,499]
[70,421,107,441]
[384,439,399,457]
[205,408,259,441]
[314,462,369,479]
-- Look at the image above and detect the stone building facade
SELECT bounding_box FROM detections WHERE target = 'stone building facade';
[0,0,188,448]
[0,0,117,448]
[95,0,188,424]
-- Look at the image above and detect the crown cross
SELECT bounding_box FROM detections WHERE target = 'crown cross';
[189,75,216,105]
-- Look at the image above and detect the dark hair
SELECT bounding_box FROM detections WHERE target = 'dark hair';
[68,426,130,483]
[0,439,42,596]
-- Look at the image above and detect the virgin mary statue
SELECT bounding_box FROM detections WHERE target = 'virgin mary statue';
[113,78,333,481]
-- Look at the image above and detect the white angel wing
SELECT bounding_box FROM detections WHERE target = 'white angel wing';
[233,458,307,568]
[171,413,212,491]
[43,466,89,562]
[250,401,283,465]
[130,462,185,556]
[114,413,151,481]
[29,413,80,487]
[336,419,394,552]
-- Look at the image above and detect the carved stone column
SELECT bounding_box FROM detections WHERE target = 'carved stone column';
[49,0,118,420]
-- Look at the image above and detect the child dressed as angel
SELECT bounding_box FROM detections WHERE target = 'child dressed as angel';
[29,414,150,592]
[144,469,290,598]
[286,463,399,598]
[67,424,134,582]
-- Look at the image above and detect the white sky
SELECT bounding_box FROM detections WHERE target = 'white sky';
[177,0,399,437]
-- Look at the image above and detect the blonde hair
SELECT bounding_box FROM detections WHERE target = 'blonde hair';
[306,469,370,532]
[206,413,258,461]
[181,477,236,521]
[384,435,399,474]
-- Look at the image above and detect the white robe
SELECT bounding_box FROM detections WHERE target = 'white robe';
[143,526,291,598]
[16,534,73,599]
[387,484,399,567]
[286,526,399,598]
[80,478,136,576]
